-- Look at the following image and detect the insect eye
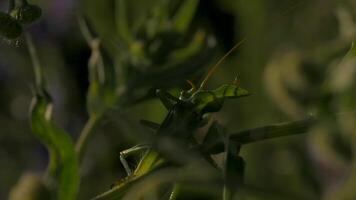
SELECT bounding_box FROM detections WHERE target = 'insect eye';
[0,12,22,39]
[10,4,42,24]
[179,91,187,99]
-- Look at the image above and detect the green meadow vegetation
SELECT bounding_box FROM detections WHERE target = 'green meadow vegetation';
[1,0,356,199]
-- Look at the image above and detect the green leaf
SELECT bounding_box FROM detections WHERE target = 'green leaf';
[172,0,199,33]
[30,94,79,200]
[115,0,134,45]
[329,41,356,92]
[87,81,117,116]
[345,41,356,58]
[191,84,250,113]
[168,30,206,63]
[86,40,117,116]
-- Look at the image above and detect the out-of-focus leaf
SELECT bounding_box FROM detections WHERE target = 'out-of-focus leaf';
[191,84,250,113]
[122,48,216,105]
[30,94,79,200]
[265,52,309,118]
[140,119,160,130]
[81,0,118,54]
[9,173,50,200]
[115,0,134,45]
[168,30,206,63]
[322,42,356,200]
[345,41,356,57]
[329,42,356,92]
[87,81,117,116]
[86,40,117,116]
[172,0,199,33]
[127,0,163,34]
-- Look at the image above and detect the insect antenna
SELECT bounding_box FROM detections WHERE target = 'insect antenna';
[232,74,240,86]
[199,37,246,89]
[186,80,196,92]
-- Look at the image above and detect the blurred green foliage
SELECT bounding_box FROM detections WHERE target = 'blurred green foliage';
[0,0,356,199]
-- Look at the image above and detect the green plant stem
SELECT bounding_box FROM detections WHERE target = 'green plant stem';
[222,186,231,200]
[204,117,316,154]
[75,114,101,161]
[25,33,44,92]
[169,183,181,200]
[230,117,316,144]
[26,32,57,180]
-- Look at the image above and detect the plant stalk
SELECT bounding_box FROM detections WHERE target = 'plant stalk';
[203,117,317,154]
[169,183,181,200]
[25,33,44,93]
[75,114,101,161]
[230,117,316,144]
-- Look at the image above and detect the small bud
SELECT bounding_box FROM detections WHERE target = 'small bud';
[0,12,22,39]
[11,4,42,24]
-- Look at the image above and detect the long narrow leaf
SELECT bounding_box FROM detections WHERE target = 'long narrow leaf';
[115,0,134,44]
[172,0,199,33]
[30,94,79,200]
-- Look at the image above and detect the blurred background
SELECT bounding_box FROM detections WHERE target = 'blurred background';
[1,0,356,199]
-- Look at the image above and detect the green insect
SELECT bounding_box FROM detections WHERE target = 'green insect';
[94,39,249,200]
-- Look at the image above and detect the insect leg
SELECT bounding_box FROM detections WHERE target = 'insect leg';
[140,119,160,131]
[120,144,149,176]
[156,89,180,110]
